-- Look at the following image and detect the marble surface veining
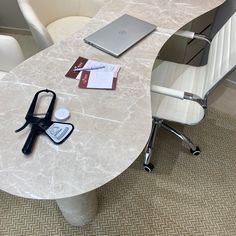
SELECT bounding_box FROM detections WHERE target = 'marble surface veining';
[0,0,224,199]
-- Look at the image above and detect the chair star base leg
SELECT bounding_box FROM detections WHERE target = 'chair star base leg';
[143,119,160,171]
[161,122,200,154]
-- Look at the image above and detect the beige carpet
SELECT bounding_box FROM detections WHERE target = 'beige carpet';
[1,108,236,236]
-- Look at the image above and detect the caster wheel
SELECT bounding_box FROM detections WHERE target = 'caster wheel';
[190,146,201,156]
[144,163,154,172]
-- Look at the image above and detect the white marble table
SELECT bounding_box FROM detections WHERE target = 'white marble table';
[0,0,224,226]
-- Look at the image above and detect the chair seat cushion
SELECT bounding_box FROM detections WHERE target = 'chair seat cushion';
[46,16,91,43]
[0,71,7,79]
[151,60,206,125]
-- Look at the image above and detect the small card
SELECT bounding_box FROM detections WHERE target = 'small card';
[65,56,88,79]
[66,56,120,90]
[79,71,117,90]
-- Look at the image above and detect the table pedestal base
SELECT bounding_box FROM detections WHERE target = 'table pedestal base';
[56,190,98,226]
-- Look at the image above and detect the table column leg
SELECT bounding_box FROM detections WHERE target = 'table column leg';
[56,190,98,226]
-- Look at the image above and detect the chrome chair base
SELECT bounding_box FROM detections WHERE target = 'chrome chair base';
[143,118,200,172]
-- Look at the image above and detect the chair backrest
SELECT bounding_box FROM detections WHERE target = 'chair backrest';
[17,0,108,50]
[0,35,24,72]
[18,0,107,25]
[204,11,236,96]
[17,0,54,49]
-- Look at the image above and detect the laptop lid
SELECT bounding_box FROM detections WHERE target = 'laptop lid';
[84,14,156,57]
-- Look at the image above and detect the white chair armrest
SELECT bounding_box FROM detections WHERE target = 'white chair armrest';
[175,30,195,39]
[151,85,185,99]
[175,30,211,44]
[151,85,207,108]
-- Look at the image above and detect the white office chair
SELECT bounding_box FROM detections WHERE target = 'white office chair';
[144,11,236,172]
[17,0,108,50]
[0,35,25,79]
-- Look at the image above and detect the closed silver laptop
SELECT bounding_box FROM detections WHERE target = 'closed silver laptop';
[84,14,156,57]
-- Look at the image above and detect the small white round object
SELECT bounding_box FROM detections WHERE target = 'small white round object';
[55,108,70,121]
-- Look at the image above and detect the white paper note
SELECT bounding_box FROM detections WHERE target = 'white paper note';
[87,71,114,89]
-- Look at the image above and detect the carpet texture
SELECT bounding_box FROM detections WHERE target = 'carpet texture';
[1,108,236,236]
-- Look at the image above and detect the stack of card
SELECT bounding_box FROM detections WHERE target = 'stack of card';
[65,56,121,90]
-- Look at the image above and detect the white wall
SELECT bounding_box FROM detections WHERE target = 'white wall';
[0,0,28,29]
